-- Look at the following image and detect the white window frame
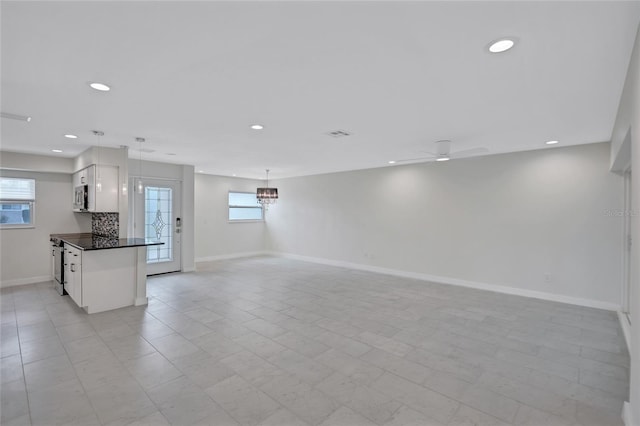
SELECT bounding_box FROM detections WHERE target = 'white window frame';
[0,177,36,229]
[228,191,264,222]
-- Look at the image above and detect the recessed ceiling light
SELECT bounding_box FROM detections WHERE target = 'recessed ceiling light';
[488,38,515,53]
[388,161,396,164]
[545,140,559,145]
[198,170,204,173]
[251,124,264,130]
[64,134,78,139]
[436,156,450,162]
[51,149,63,153]
[233,174,237,177]
[166,153,176,156]
[89,82,111,91]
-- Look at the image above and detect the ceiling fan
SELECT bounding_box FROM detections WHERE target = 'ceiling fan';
[394,140,488,163]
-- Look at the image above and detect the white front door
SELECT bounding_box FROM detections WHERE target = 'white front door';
[131,179,182,275]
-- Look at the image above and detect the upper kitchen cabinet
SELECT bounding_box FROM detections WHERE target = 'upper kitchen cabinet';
[73,164,119,212]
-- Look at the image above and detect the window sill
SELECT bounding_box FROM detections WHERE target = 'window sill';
[228,220,264,224]
[0,224,35,229]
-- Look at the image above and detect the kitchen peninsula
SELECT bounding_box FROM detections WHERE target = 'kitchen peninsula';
[51,233,162,314]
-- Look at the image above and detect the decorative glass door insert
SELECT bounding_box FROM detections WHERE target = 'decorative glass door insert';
[145,186,173,263]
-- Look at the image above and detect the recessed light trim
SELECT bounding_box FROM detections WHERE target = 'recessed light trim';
[436,156,450,162]
[52,149,63,153]
[251,124,264,130]
[545,140,559,145]
[64,134,78,139]
[388,161,396,164]
[89,82,111,91]
[488,38,515,53]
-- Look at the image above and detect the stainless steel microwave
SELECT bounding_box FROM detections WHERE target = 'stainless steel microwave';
[74,185,88,211]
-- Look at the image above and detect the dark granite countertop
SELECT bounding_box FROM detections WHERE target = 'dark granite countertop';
[50,233,163,251]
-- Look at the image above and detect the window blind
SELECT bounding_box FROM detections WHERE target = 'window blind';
[0,177,35,200]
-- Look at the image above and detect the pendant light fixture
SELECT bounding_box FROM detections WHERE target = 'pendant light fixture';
[256,169,278,209]
[92,130,104,192]
[136,137,145,194]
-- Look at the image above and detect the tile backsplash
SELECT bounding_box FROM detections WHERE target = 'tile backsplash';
[92,212,119,238]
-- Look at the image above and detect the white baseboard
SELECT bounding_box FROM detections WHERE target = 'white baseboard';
[1,275,52,289]
[622,402,634,426]
[268,252,621,311]
[195,251,268,263]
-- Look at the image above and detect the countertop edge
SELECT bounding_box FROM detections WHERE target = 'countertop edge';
[52,233,164,251]
[63,240,163,251]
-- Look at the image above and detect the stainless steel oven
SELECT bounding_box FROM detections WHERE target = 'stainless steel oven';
[51,239,66,295]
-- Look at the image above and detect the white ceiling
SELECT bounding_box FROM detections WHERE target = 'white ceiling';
[2,1,639,179]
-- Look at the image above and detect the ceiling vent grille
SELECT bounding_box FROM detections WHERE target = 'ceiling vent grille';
[325,129,352,138]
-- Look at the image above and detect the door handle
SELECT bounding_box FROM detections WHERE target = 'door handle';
[70,264,76,272]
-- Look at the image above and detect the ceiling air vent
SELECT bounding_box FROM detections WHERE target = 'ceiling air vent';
[325,129,352,138]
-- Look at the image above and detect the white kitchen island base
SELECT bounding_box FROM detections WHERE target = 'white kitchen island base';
[65,244,151,314]
[83,246,148,314]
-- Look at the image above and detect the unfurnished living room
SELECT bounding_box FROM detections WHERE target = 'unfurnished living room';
[1,1,640,425]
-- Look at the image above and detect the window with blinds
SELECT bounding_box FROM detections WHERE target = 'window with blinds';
[0,177,35,228]
[228,191,263,221]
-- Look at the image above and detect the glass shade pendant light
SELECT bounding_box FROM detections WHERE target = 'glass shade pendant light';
[136,137,145,194]
[256,169,278,209]
[92,130,104,192]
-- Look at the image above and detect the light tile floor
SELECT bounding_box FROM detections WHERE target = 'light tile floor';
[0,256,630,426]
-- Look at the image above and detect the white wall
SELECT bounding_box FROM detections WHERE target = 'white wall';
[610,23,639,426]
[0,151,74,174]
[268,142,623,309]
[0,169,91,286]
[194,174,266,261]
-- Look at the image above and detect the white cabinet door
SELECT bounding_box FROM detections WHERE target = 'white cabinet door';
[72,171,82,188]
[66,246,82,306]
[94,165,119,212]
